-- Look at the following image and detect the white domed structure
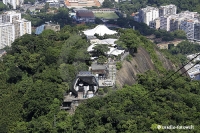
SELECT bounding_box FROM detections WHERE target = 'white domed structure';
[83,25,117,36]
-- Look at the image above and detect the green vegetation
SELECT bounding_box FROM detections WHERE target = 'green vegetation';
[102,0,114,8]
[23,7,72,27]
[125,54,132,62]
[0,26,90,132]
[94,12,119,19]
[114,0,200,15]
[97,55,107,64]
[116,61,122,70]
[0,17,199,132]
[93,44,110,57]
[161,41,200,65]
[154,29,186,41]
[72,71,200,132]
[0,2,8,11]
[168,41,200,55]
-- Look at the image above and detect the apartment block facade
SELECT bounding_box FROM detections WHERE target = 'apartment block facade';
[0,11,31,49]
[159,4,177,17]
[149,18,160,29]
[180,20,195,40]
[0,23,15,49]
[136,4,200,41]
[138,6,159,26]
[194,23,200,41]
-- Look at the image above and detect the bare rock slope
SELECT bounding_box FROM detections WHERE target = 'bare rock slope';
[116,47,177,87]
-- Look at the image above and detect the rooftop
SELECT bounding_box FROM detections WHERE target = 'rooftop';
[91,64,107,70]
[76,10,94,17]
[83,25,117,36]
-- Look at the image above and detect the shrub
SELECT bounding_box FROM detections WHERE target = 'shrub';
[116,62,122,70]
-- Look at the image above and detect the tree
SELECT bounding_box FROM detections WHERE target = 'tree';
[95,18,104,24]
[117,29,141,50]
[102,0,114,8]
[97,55,107,64]
[93,44,110,56]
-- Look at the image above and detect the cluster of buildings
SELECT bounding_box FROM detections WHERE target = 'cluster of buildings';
[35,22,60,35]
[184,53,200,80]
[134,4,200,41]
[0,11,31,49]
[83,25,124,86]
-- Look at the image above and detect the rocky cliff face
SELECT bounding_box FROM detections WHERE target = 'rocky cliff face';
[115,47,177,87]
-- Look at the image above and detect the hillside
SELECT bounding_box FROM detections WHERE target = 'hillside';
[116,47,177,87]
[0,26,199,132]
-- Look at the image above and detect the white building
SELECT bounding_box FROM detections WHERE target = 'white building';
[194,23,200,41]
[160,15,171,31]
[87,38,125,57]
[138,6,159,26]
[3,0,16,9]
[180,20,196,40]
[159,4,177,17]
[3,0,24,9]
[1,11,21,23]
[0,23,15,49]
[14,19,31,39]
[0,11,31,49]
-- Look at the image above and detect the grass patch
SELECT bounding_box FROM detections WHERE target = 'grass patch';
[94,12,119,19]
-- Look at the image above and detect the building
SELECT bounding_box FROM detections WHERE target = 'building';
[159,4,177,17]
[194,23,200,41]
[159,15,171,31]
[76,10,95,23]
[1,11,21,23]
[35,23,60,35]
[0,11,31,49]
[91,8,116,13]
[179,19,199,40]
[138,6,159,26]
[169,17,181,31]
[13,19,31,39]
[3,0,24,9]
[149,18,160,29]
[91,64,108,79]
[83,25,117,36]
[0,23,15,49]
[65,0,101,8]
[184,63,200,79]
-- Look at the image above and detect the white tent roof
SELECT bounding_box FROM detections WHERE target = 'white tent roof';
[110,49,125,56]
[87,44,96,52]
[83,25,117,36]
[107,47,125,56]
[91,38,117,46]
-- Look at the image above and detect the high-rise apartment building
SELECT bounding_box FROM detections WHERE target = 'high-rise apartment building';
[194,23,200,41]
[138,6,159,26]
[0,11,31,49]
[180,19,199,40]
[3,0,24,9]
[1,11,21,23]
[0,23,15,49]
[160,15,172,31]
[149,18,160,29]
[13,19,31,39]
[159,4,177,17]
